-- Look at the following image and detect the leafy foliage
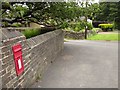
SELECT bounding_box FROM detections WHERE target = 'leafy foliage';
[2,2,100,29]
[94,2,120,30]
[22,27,56,39]
[22,29,41,39]
[98,24,113,31]
[2,2,82,27]
[65,21,93,32]
[3,1,119,31]
[94,2,117,21]
[99,24,113,29]
[87,23,93,30]
[66,21,85,32]
[11,22,22,27]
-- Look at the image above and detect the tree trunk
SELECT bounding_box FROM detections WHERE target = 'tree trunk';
[85,1,88,39]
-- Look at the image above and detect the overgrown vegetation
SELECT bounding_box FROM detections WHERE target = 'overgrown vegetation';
[2,1,120,39]
[22,27,56,39]
[65,21,93,32]
[22,29,41,39]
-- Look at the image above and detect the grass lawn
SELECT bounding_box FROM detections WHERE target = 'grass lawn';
[87,33,120,41]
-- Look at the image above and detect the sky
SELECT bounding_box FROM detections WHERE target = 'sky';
[94,0,99,3]
[99,0,120,2]
[73,0,120,3]
[4,0,120,2]
[65,0,100,3]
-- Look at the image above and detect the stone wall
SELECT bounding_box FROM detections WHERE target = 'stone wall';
[0,28,64,88]
[64,30,100,39]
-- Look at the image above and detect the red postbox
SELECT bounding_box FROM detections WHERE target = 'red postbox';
[12,43,24,76]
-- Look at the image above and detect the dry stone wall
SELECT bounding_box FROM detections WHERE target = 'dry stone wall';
[64,30,100,39]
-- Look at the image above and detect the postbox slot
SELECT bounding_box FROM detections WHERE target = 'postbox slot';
[13,48,21,52]
[12,44,22,52]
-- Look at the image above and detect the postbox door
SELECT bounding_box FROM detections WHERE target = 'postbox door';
[12,43,24,76]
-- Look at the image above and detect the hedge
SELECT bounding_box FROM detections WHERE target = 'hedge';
[98,24,113,31]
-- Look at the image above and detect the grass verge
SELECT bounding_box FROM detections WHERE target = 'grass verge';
[87,33,120,41]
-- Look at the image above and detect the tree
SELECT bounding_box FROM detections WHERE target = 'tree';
[77,0,98,39]
[2,2,51,27]
[93,2,120,30]
[94,2,118,22]
[115,1,120,30]
[2,2,82,28]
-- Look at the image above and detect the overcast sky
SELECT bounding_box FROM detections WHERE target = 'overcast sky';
[94,0,99,3]
[76,0,120,3]
[99,0,120,2]
[77,0,120,3]
[3,0,120,2]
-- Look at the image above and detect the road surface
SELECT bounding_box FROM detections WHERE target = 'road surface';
[32,40,118,88]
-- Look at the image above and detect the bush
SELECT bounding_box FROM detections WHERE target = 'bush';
[65,21,93,32]
[87,23,93,30]
[68,22,85,32]
[22,27,56,39]
[98,24,113,31]
[22,29,40,39]
[60,22,69,29]
[11,22,22,27]
[74,22,84,32]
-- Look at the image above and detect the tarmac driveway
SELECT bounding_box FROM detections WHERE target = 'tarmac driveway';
[32,40,118,88]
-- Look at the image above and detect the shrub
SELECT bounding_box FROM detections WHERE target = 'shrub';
[2,22,9,27]
[98,24,113,31]
[22,27,56,39]
[74,22,84,32]
[22,29,40,39]
[60,22,69,29]
[68,22,85,32]
[99,24,113,28]
[65,21,93,32]
[11,22,22,27]
[87,23,93,30]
